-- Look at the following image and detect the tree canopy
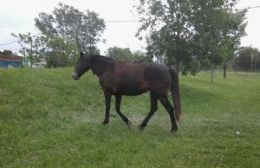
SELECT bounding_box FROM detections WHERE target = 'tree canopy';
[13,3,105,67]
[107,47,150,63]
[136,0,247,77]
[35,3,105,54]
[234,47,260,71]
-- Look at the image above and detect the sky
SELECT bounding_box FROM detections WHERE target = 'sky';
[0,0,260,55]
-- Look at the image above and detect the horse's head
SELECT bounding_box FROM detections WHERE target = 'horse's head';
[72,51,92,80]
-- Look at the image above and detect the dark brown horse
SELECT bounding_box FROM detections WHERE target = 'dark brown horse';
[72,52,181,132]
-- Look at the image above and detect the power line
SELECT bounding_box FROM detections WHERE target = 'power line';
[246,5,260,10]
[0,40,18,46]
[105,20,139,23]
[0,5,259,46]
[0,32,43,46]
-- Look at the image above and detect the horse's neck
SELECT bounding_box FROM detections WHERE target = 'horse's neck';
[90,58,114,77]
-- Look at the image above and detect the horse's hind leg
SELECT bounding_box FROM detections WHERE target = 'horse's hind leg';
[103,91,111,125]
[158,95,178,132]
[139,92,158,130]
[115,95,131,125]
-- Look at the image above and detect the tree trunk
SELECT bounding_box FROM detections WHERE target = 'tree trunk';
[223,60,227,79]
[176,60,180,76]
[74,22,81,63]
[198,60,201,71]
[30,40,33,68]
[251,56,253,72]
[211,64,214,84]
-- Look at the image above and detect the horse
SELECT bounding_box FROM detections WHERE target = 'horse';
[72,52,182,132]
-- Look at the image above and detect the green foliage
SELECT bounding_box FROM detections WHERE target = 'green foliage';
[107,47,132,61]
[45,37,77,67]
[107,47,150,63]
[11,32,45,67]
[136,0,247,76]
[137,0,193,72]
[0,68,260,167]
[35,3,105,54]
[13,3,105,68]
[132,50,151,63]
[2,50,12,55]
[191,0,247,66]
[234,46,260,71]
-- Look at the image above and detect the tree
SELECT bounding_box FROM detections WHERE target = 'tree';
[191,0,246,81]
[107,47,132,61]
[35,3,105,60]
[13,3,105,68]
[45,37,77,67]
[234,47,260,71]
[137,0,194,74]
[107,47,150,63]
[12,32,45,67]
[136,0,246,81]
[2,50,12,55]
[132,50,151,63]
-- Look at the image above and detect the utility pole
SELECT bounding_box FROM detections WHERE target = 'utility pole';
[30,39,32,68]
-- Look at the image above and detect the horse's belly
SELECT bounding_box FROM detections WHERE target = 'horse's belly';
[113,82,149,96]
[117,89,149,96]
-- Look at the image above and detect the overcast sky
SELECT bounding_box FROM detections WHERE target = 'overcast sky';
[0,0,260,54]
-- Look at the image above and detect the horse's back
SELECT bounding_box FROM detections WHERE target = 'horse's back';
[144,63,171,81]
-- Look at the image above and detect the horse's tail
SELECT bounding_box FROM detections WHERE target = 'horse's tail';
[169,68,182,121]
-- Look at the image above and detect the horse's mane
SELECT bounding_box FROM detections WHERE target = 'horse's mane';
[91,55,114,64]
[88,55,115,76]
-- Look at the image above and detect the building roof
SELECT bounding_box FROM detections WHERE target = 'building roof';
[0,54,22,61]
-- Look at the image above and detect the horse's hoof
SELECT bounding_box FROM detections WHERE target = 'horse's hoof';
[171,127,178,133]
[102,121,109,125]
[138,125,145,131]
[126,120,132,126]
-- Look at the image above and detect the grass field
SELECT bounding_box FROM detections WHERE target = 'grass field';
[0,68,260,168]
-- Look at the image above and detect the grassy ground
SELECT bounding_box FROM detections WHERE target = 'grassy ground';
[0,68,259,168]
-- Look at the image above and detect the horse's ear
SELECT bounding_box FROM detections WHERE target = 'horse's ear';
[80,51,85,58]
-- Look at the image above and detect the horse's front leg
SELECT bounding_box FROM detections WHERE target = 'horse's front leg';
[103,91,111,125]
[115,95,131,126]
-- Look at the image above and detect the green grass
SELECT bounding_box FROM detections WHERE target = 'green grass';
[0,68,260,168]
